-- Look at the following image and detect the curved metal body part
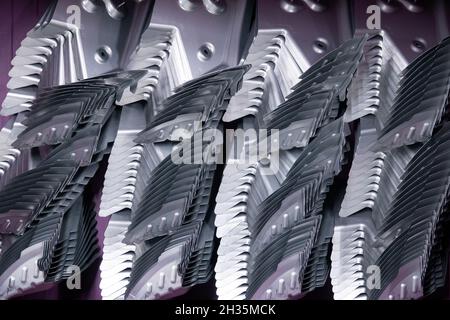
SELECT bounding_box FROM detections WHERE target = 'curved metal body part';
[1,0,450,301]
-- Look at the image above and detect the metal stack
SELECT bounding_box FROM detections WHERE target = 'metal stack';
[332,35,450,300]
[215,36,365,300]
[119,66,248,300]
[1,0,450,301]
[0,70,146,299]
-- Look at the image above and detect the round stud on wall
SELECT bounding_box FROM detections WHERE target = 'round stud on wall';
[95,45,112,64]
[81,0,99,13]
[411,38,427,53]
[178,0,199,12]
[303,0,327,12]
[313,38,328,54]
[401,0,424,13]
[281,0,302,13]
[378,0,424,13]
[197,42,215,61]
[203,0,226,15]
[378,0,399,13]
[103,0,125,20]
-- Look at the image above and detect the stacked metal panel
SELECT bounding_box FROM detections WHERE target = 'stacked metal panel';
[332,34,450,300]
[0,71,146,298]
[121,65,248,300]
[215,36,366,300]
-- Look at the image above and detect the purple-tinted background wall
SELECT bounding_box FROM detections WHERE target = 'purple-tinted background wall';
[1,0,450,300]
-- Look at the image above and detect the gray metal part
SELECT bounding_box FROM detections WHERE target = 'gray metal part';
[50,0,143,77]
[148,0,254,78]
[0,242,46,300]
[100,210,136,300]
[125,245,186,300]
